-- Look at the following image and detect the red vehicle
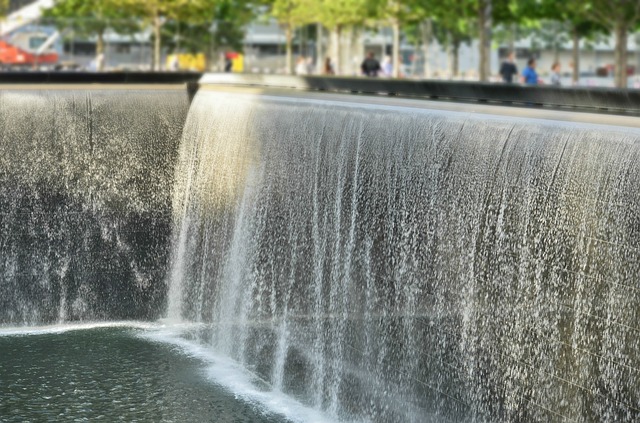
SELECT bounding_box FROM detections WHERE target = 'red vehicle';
[0,32,58,68]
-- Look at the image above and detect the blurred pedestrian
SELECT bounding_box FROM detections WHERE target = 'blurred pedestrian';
[381,55,392,77]
[499,51,518,83]
[360,51,381,77]
[224,54,232,72]
[295,56,308,75]
[550,62,561,86]
[169,55,180,71]
[324,57,335,75]
[521,58,539,85]
[306,57,314,75]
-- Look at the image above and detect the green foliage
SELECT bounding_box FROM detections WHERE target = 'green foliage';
[161,0,255,53]
[428,0,474,46]
[373,0,419,25]
[269,0,315,27]
[0,0,9,19]
[268,0,373,29]
[124,0,209,22]
[43,0,139,38]
[320,0,373,28]
[581,0,640,28]
[211,0,256,50]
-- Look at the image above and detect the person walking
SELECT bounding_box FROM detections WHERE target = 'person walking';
[295,56,308,75]
[381,55,393,77]
[521,58,539,85]
[499,51,518,83]
[550,62,561,86]
[324,57,335,75]
[360,51,381,77]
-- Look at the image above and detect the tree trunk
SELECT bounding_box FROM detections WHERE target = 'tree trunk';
[614,21,628,88]
[572,27,580,85]
[285,23,293,74]
[348,26,363,76]
[508,22,516,54]
[636,32,640,80]
[344,26,353,75]
[447,35,453,77]
[316,23,324,74]
[422,19,432,78]
[478,0,492,81]
[452,40,460,77]
[411,30,419,76]
[299,25,305,57]
[96,31,105,71]
[392,18,400,78]
[353,26,365,75]
[153,13,162,71]
[331,25,341,75]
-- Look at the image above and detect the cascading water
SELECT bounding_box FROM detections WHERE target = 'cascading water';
[167,89,640,422]
[0,89,189,324]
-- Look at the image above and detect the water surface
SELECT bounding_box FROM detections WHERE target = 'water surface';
[0,325,291,422]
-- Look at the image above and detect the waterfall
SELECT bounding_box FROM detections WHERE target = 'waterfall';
[167,89,640,422]
[0,89,189,325]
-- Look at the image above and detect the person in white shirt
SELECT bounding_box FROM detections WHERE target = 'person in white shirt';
[381,55,393,77]
[295,56,308,75]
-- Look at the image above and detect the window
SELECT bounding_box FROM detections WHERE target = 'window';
[29,36,47,50]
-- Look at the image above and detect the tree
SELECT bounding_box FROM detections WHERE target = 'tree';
[270,0,316,74]
[317,0,370,75]
[580,0,640,88]
[126,0,217,70]
[467,0,524,81]
[0,0,9,19]
[410,0,444,78]
[421,18,434,78]
[430,0,473,77]
[44,0,137,71]
[515,0,607,85]
[477,0,492,81]
[373,0,415,77]
[567,20,606,84]
[161,0,255,69]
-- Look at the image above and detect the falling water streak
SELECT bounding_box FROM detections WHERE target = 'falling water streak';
[213,176,254,357]
[194,225,211,323]
[56,258,70,323]
[272,227,300,392]
[311,122,329,409]
[167,103,210,322]
[166,216,191,321]
[325,116,353,417]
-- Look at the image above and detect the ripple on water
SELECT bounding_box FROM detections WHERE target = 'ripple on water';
[0,324,294,423]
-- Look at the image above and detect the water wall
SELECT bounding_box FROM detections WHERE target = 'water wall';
[0,89,189,324]
[168,89,640,422]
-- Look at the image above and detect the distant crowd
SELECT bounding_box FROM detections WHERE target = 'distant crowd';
[293,52,395,77]
[291,50,564,86]
[499,52,561,86]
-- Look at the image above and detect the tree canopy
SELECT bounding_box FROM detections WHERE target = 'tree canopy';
[40,0,640,87]
[44,0,139,70]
